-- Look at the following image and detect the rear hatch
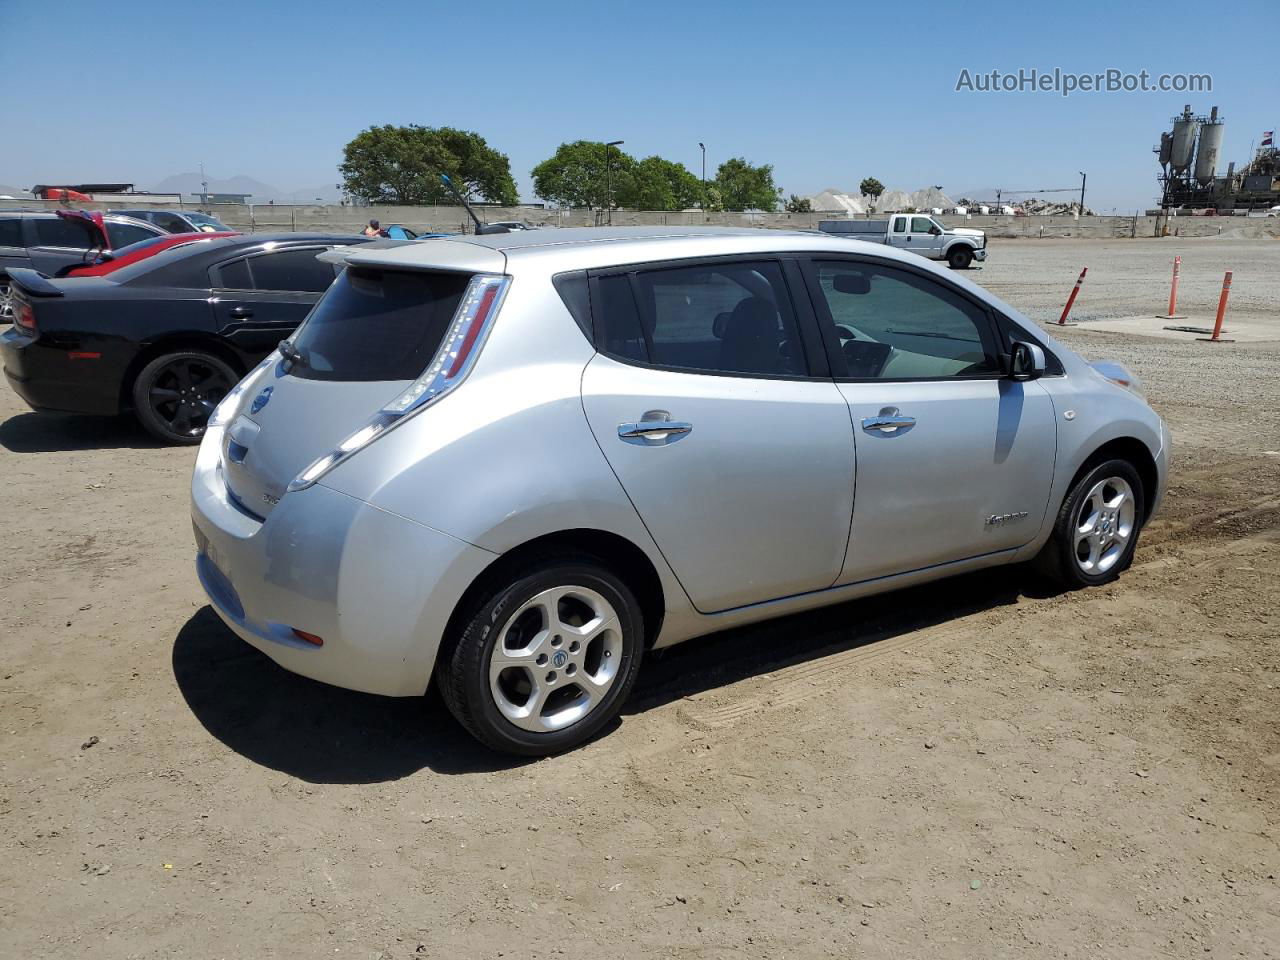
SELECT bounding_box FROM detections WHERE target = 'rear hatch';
[54,209,112,249]
[220,265,476,518]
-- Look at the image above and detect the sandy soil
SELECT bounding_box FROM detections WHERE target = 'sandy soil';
[1,239,1277,959]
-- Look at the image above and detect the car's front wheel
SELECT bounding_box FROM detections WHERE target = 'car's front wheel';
[1034,458,1145,588]
[131,350,238,444]
[439,556,644,755]
[947,246,974,270]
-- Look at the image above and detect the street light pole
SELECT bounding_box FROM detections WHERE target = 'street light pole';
[605,140,624,226]
[1079,171,1087,219]
[698,142,706,207]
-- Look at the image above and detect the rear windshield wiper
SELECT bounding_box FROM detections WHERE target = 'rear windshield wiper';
[277,340,306,368]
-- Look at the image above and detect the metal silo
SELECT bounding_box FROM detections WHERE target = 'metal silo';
[1158,131,1173,169]
[1195,106,1224,186]
[1170,105,1198,175]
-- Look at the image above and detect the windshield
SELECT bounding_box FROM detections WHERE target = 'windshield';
[289,267,471,381]
[185,213,228,230]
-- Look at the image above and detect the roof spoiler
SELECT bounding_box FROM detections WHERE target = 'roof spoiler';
[316,239,415,264]
[5,267,65,298]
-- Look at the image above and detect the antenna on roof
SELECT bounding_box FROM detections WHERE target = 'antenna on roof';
[440,174,508,235]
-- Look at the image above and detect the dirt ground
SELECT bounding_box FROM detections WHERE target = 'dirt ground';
[1,238,1277,959]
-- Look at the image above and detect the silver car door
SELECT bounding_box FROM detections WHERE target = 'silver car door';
[579,260,854,614]
[803,257,1057,583]
[908,216,942,257]
[887,215,911,250]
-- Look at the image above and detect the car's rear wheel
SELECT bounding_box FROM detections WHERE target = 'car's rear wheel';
[1034,459,1144,588]
[439,557,644,755]
[131,350,237,445]
[947,246,973,270]
[0,276,13,322]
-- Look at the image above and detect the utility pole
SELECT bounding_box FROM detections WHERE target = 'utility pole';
[605,140,623,225]
[200,160,209,207]
[1079,171,1087,218]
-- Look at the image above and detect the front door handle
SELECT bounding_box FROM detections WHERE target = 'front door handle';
[618,413,693,446]
[229,306,254,319]
[862,406,916,434]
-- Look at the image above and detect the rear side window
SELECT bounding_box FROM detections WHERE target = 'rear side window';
[0,218,20,247]
[107,223,156,248]
[34,219,93,249]
[246,248,336,292]
[290,267,471,381]
[596,260,806,377]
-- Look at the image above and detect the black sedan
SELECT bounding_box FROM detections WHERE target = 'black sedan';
[1,233,368,443]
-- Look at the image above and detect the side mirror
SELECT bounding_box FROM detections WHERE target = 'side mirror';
[930,226,941,235]
[1009,340,1046,381]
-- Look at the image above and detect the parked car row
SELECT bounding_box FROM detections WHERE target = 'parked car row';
[2,225,1168,756]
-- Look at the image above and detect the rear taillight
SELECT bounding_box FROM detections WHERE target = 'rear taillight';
[14,299,36,334]
[287,273,510,492]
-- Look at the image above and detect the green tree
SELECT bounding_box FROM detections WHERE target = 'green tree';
[531,141,638,209]
[714,157,779,211]
[339,125,518,205]
[785,194,812,213]
[619,156,703,210]
[702,185,725,212]
[859,177,885,200]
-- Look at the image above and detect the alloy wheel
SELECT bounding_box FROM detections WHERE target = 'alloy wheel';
[1073,476,1136,576]
[488,585,623,733]
[147,357,233,438]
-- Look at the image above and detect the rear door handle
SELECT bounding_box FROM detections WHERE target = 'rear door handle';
[861,406,916,434]
[618,418,693,445]
[229,306,254,318]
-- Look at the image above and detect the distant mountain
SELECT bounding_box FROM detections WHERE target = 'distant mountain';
[149,172,281,200]
[146,173,345,205]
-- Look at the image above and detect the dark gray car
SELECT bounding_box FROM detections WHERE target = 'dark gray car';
[112,209,232,234]
[0,211,166,319]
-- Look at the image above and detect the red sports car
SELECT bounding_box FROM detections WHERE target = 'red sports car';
[61,229,239,277]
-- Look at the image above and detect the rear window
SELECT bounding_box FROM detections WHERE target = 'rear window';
[0,218,21,247]
[290,267,471,382]
[35,218,93,249]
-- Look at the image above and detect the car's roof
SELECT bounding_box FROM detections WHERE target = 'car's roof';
[337,225,925,275]
[0,209,156,222]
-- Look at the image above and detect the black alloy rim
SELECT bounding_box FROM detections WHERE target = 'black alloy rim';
[148,358,233,437]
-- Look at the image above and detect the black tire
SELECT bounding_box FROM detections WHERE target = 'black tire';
[1033,458,1145,589]
[131,350,238,445]
[438,556,644,756]
[947,246,974,270]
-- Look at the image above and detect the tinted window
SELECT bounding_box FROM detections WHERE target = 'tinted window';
[152,212,192,233]
[892,218,906,233]
[107,223,156,248]
[552,272,591,341]
[290,267,471,382]
[248,248,336,292]
[600,261,805,377]
[811,260,1000,379]
[0,218,20,247]
[217,258,252,290]
[595,274,646,362]
[911,217,934,233]
[35,219,93,249]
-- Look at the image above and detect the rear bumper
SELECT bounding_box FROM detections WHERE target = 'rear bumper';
[1,326,122,414]
[191,432,497,697]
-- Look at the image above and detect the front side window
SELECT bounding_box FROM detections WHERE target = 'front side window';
[911,216,934,234]
[810,260,1000,379]
[597,260,806,377]
[152,213,191,233]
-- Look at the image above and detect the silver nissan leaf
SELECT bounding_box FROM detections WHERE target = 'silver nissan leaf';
[191,227,1168,755]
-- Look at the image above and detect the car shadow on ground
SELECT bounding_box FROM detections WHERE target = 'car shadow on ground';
[172,567,1052,784]
[0,411,161,453]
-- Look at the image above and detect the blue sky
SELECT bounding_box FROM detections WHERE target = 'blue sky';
[1,0,1274,210]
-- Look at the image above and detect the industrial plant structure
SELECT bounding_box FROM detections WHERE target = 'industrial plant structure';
[1156,105,1280,212]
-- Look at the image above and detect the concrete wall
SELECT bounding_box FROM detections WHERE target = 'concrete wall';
[3,198,1276,240]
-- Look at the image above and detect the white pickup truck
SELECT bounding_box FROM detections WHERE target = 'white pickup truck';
[818,214,987,269]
